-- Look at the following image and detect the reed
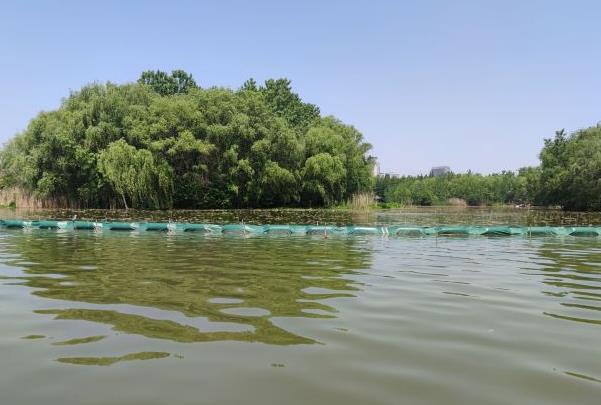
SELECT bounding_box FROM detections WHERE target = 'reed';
[447,198,467,207]
[349,192,374,211]
[0,187,80,209]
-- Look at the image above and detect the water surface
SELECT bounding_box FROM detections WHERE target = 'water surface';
[0,208,599,404]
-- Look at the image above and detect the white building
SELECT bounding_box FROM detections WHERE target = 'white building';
[373,161,381,177]
[372,161,401,178]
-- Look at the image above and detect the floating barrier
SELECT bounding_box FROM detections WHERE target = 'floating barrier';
[1,219,600,238]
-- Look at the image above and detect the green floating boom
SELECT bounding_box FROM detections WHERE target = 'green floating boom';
[1,219,600,238]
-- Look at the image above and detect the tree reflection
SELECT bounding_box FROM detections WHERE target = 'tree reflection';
[2,231,372,347]
[535,239,601,326]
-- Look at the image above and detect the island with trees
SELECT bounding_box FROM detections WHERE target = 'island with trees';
[0,70,599,211]
[0,70,374,209]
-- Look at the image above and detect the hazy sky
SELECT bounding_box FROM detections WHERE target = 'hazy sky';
[1,0,599,175]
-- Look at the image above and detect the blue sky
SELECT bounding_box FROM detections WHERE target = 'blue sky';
[1,0,600,175]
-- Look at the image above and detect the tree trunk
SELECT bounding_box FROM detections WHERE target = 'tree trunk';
[122,194,129,210]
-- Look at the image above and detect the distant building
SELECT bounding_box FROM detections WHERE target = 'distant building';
[430,166,450,177]
[373,162,381,177]
[372,160,401,178]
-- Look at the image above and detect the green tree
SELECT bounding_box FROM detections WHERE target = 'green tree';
[98,140,172,209]
[515,166,541,204]
[539,126,601,210]
[0,71,374,209]
[138,70,198,96]
[261,78,320,131]
[301,153,346,206]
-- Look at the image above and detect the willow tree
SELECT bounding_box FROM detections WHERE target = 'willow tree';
[97,140,172,209]
[301,153,346,206]
[0,70,375,209]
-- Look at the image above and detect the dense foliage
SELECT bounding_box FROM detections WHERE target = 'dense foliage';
[1,68,599,211]
[376,168,541,207]
[538,127,601,211]
[377,124,601,210]
[0,71,374,209]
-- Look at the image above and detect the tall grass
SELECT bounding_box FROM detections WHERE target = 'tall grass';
[447,198,467,207]
[0,187,83,209]
[349,192,375,211]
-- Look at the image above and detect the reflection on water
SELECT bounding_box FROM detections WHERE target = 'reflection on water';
[1,231,368,350]
[0,209,600,405]
[56,351,171,366]
[53,335,107,346]
[536,241,601,326]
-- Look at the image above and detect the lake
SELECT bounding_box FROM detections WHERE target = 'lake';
[0,207,599,404]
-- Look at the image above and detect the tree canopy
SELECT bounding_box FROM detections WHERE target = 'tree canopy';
[1,69,598,211]
[0,70,374,209]
[537,126,601,210]
[377,170,540,207]
[376,123,601,210]
[137,69,198,96]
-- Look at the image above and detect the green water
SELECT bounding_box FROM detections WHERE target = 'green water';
[0,208,599,404]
